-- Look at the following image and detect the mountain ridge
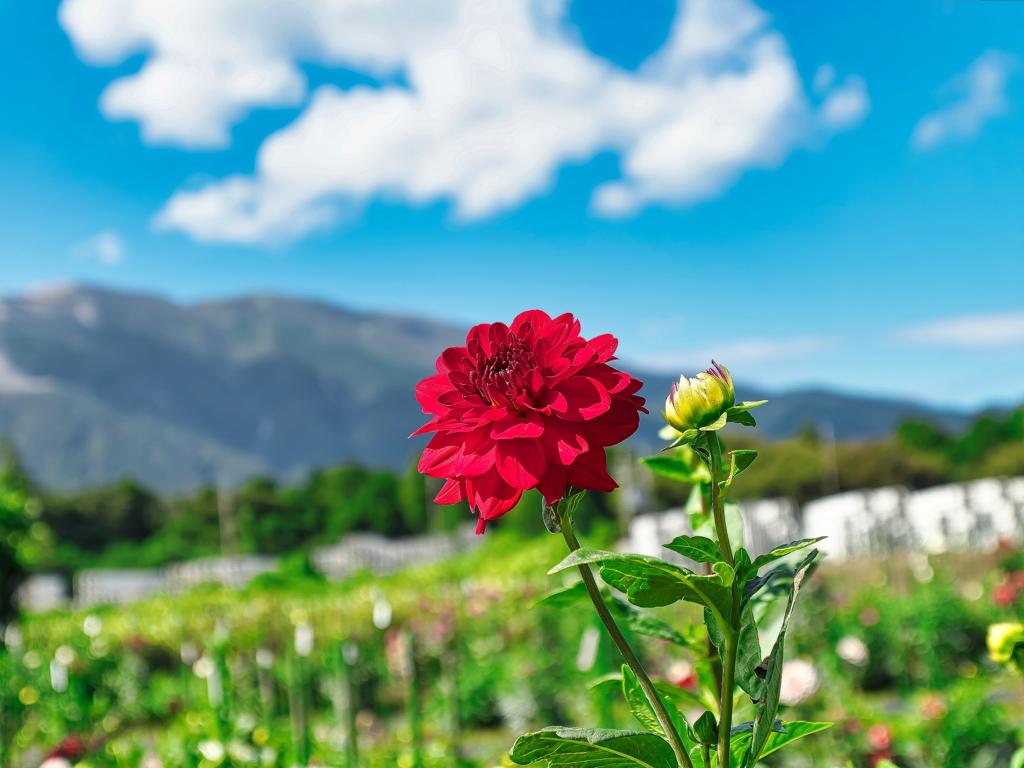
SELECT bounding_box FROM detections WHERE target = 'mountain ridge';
[0,284,972,492]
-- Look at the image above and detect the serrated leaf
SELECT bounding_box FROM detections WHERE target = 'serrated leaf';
[621,665,690,745]
[699,412,728,432]
[746,552,819,766]
[750,538,826,572]
[509,727,677,768]
[664,535,722,564]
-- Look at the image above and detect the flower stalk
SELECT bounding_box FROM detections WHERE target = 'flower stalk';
[707,432,739,767]
[554,499,694,768]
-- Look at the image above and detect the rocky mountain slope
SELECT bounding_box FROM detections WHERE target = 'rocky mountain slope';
[0,285,969,492]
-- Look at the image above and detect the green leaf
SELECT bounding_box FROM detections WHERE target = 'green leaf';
[727,400,768,414]
[712,562,735,587]
[548,548,732,616]
[726,450,758,483]
[653,679,708,713]
[730,722,830,767]
[640,456,700,484]
[699,412,728,432]
[726,410,757,427]
[750,538,826,572]
[729,719,785,735]
[725,400,767,429]
[746,552,819,766]
[534,581,591,608]
[704,603,762,699]
[625,613,692,648]
[664,535,722,564]
[742,564,787,602]
[757,722,833,759]
[621,665,690,744]
[509,727,677,768]
[667,429,700,449]
[1011,745,1024,768]
[690,710,717,745]
[588,673,624,696]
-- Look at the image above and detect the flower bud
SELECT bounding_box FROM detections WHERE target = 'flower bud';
[988,622,1024,671]
[662,361,735,434]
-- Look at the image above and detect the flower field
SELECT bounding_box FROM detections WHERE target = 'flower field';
[4,529,1024,768]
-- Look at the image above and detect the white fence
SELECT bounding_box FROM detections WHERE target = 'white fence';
[311,524,481,581]
[628,477,1024,563]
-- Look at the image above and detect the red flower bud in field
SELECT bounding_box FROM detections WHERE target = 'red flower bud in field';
[412,310,647,533]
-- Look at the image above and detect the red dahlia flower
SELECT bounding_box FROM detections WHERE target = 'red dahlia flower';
[411,310,647,533]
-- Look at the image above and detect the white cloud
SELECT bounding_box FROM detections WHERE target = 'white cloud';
[911,50,1018,152]
[896,311,1024,348]
[60,0,869,244]
[636,336,829,372]
[71,229,127,265]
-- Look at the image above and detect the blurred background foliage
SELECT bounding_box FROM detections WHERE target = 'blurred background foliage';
[0,406,1021,580]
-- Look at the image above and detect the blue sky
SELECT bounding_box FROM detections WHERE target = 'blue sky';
[1,0,1023,409]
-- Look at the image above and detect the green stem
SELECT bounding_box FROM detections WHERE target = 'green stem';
[707,433,739,768]
[701,744,711,768]
[557,504,694,768]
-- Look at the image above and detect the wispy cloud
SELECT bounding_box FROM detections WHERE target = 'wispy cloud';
[71,229,126,265]
[896,311,1024,348]
[911,50,1018,152]
[636,336,830,372]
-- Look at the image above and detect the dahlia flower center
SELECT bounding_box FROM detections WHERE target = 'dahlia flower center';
[467,338,538,408]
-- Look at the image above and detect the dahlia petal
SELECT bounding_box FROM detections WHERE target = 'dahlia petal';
[415,374,458,415]
[583,396,642,446]
[569,346,596,372]
[581,364,632,395]
[434,478,465,505]
[512,310,553,337]
[440,347,471,374]
[586,333,619,363]
[537,389,568,413]
[418,433,462,476]
[467,470,522,521]
[567,447,617,493]
[453,429,497,475]
[467,323,493,356]
[537,462,569,506]
[488,322,511,348]
[554,376,612,421]
[491,413,545,439]
[545,419,590,464]
[495,438,547,489]
[409,418,441,437]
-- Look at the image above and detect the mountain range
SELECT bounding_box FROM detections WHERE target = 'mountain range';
[0,285,971,493]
